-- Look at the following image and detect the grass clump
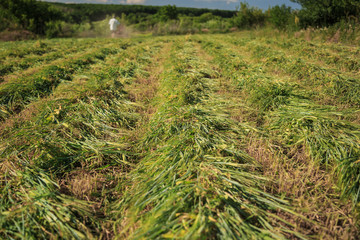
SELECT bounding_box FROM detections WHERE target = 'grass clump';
[249,81,295,112]
[1,77,139,175]
[0,162,94,239]
[268,102,360,204]
[247,41,360,108]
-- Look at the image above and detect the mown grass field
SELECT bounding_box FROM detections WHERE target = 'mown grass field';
[1,32,360,239]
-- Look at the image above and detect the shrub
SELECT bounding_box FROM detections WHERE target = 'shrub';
[269,4,293,30]
[233,2,265,29]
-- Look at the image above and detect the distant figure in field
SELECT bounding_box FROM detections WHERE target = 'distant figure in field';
[109,16,120,38]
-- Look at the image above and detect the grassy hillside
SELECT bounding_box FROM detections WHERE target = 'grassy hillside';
[1,32,360,239]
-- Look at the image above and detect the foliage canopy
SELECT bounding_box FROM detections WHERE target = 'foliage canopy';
[291,0,360,27]
[0,0,62,34]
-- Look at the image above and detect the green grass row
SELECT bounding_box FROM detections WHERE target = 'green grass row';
[0,39,106,78]
[0,40,56,60]
[199,35,360,209]
[0,38,106,60]
[221,35,360,108]
[0,37,164,239]
[112,39,304,239]
[267,38,360,72]
[0,41,133,121]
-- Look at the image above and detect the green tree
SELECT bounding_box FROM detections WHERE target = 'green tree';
[291,0,360,27]
[269,5,293,30]
[0,0,62,34]
[233,2,265,29]
[197,13,214,23]
[0,5,18,31]
[157,5,178,22]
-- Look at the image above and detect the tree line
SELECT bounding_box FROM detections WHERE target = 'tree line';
[0,0,359,38]
[51,2,236,23]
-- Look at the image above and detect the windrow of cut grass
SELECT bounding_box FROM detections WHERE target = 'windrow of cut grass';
[221,36,360,108]
[220,36,360,125]
[263,38,360,73]
[0,38,105,61]
[239,29,360,57]
[0,73,132,240]
[0,39,57,60]
[268,102,360,201]
[0,39,106,79]
[0,37,164,239]
[197,37,295,114]
[113,39,305,239]
[298,39,360,58]
[0,41,132,121]
[206,33,360,188]
[199,35,360,237]
[1,39,129,85]
[0,161,95,239]
[248,37,360,82]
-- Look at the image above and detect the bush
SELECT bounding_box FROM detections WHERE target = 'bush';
[269,4,293,30]
[0,6,19,31]
[233,2,265,29]
[45,21,62,38]
[156,5,178,22]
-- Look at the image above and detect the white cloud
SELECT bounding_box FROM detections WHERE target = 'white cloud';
[124,0,146,4]
[62,0,147,4]
[195,0,238,2]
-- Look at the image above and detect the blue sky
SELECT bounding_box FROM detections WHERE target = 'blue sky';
[43,0,301,10]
